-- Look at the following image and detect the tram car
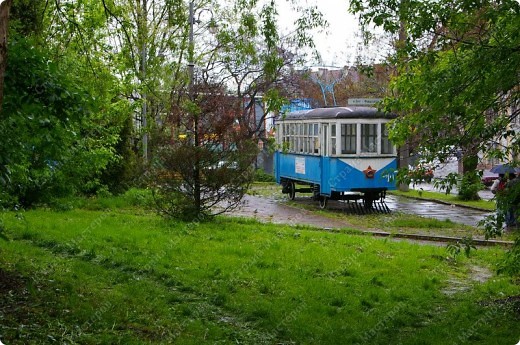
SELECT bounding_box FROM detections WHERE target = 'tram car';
[274,106,397,210]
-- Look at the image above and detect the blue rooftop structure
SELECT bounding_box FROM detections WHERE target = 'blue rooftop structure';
[280,98,313,114]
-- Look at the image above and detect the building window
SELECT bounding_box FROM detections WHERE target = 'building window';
[341,124,356,154]
[361,124,377,153]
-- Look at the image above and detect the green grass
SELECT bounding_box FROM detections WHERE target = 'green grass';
[248,182,284,198]
[0,202,519,344]
[390,189,497,211]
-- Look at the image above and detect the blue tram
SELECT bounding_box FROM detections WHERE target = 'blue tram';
[274,106,397,209]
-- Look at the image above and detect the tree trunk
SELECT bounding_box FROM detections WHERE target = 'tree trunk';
[459,152,481,200]
[0,0,12,113]
[462,153,478,174]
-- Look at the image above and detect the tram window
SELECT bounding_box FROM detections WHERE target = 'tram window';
[298,124,303,152]
[381,123,393,154]
[361,124,378,153]
[311,123,318,154]
[341,124,356,154]
[307,124,312,153]
[304,124,309,153]
[289,123,295,152]
[331,124,337,155]
[303,125,308,153]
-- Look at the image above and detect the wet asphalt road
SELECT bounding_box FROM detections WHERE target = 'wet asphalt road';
[236,192,492,229]
[385,195,491,227]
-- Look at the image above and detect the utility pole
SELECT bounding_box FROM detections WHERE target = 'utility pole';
[188,0,201,212]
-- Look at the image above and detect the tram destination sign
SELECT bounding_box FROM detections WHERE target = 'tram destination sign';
[347,98,382,106]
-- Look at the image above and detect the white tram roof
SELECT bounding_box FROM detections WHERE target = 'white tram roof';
[280,106,397,121]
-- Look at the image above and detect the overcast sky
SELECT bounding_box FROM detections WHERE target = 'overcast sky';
[277,0,361,67]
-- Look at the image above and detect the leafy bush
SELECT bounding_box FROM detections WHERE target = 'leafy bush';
[254,169,275,182]
[123,188,154,207]
[498,237,520,277]
[0,36,125,207]
[458,171,483,201]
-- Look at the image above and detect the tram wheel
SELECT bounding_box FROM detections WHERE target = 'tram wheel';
[288,181,296,200]
[319,196,328,209]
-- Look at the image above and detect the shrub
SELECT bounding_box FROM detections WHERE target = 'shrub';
[458,171,483,201]
[254,169,275,182]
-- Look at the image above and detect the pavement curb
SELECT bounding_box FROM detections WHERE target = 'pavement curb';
[318,227,513,247]
[359,229,513,247]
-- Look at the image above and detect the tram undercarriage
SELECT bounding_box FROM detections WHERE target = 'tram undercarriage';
[281,179,390,214]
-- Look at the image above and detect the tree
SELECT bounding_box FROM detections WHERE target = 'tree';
[0,37,120,206]
[350,0,520,200]
[0,0,135,206]
[350,0,520,274]
[150,0,325,220]
[152,84,258,220]
[205,1,325,140]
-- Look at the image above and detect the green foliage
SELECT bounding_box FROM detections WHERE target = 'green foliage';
[0,36,122,207]
[480,177,520,240]
[353,0,520,170]
[447,236,476,260]
[479,213,505,240]
[254,169,275,183]
[151,138,257,221]
[458,171,483,201]
[350,0,520,273]
[498,237,520,276]
[8,0,45,36]
[433,173,460,196]
[99,114,140,194]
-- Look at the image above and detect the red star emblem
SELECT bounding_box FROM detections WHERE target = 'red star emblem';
[363,166,376,178]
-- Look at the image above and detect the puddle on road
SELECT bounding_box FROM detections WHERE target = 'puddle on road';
[385,195,492,227]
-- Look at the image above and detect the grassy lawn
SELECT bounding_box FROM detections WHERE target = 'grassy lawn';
[0,200,519,344]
